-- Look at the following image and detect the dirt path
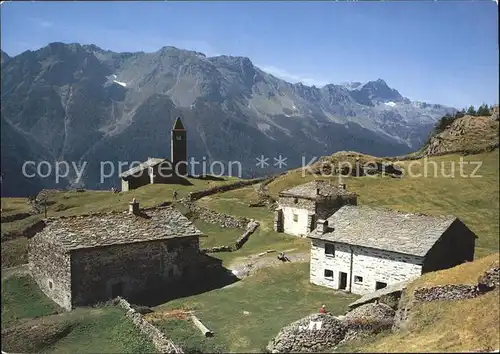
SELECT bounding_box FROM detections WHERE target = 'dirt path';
[2,264,30,280]
[228,249,309,279]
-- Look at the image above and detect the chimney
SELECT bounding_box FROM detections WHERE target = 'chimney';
[317,219,329,234]
[129,198,139,214]
[338,183,346,190]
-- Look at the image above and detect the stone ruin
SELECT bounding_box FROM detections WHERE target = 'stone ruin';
[266,313,346,353]
[266,302,396,353]
[267,265,500,353]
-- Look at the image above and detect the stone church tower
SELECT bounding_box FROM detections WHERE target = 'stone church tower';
[171,116,188,176]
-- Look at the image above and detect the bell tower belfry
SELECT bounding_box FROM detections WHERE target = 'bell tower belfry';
[171,116,188,176]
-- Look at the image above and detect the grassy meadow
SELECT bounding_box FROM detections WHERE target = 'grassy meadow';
[1,275,157,353]
[151,262,358,353]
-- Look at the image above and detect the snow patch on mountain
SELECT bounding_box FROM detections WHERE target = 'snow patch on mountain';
[385,101,397,107]
[113,80,127,87]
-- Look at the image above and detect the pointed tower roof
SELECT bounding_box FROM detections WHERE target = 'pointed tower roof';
[172,117,185,131]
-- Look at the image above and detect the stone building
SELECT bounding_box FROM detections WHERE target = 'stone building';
[273,180,357,237]
[28,199,220,310]
[308,205,477,295]
[120,117,188,191]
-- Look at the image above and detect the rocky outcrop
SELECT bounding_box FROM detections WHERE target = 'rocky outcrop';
[423,115,499,156]
[307,156,403,178]
[477,266,500,293]
[491,105,499,121]
[35,189,59,201]
[266,313,347,353]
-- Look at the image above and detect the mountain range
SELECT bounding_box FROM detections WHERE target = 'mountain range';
[0,43,456,196]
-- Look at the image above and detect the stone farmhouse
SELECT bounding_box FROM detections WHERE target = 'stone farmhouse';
[120,117,188,191]
[28,199,221,310]
[308,205,477,295]
[273,180,357,237]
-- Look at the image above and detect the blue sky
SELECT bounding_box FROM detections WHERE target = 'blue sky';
[1,1,498,108]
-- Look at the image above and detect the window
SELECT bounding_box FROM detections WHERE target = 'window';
[354,275,363,283]
[176,135,182,140]
[325,243,335,257]
[376,281,388,290]
[293,197,298,204]
[324,269,334,280]
[48,280,53,290]
[293,214,298,222]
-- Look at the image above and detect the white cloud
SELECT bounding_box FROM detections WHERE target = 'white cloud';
[39,20,54,28]
[257,65,328,87]
[25,17,54,29]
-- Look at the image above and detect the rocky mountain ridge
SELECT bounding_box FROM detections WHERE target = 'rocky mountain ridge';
[423,108,499,156]
[1,43,456,196]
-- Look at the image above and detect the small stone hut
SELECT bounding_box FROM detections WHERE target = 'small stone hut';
[274,180,357,237]
[28,200,220,310]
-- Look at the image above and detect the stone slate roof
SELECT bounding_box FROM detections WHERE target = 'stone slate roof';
[119,157,168,178]
[37,206,204,251]
[308,205,459,257]
[279,180,356,199]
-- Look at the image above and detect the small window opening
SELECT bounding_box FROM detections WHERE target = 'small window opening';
[325,243,335,256]
[324,269,334,280]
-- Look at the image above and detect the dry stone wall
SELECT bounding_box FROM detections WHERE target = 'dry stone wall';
[413,266,499,302]
[200,221,259,253]
[185,178,266,202]
[179,201,250,229]
[413,284,479,302]
[115,297,183,354]
[394,265,499,330]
